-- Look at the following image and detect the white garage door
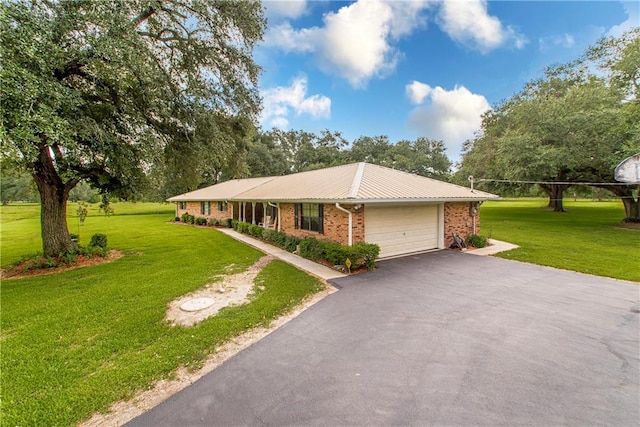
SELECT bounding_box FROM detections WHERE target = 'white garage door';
[365,205,439,258]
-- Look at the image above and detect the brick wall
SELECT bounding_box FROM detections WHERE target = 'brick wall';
[443,202,480,247]
[279,203,365,245]
[176,201,231,222]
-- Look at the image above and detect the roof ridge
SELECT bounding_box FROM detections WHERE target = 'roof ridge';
[347,162,366,199]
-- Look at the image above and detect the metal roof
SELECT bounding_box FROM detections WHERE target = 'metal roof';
[166,176,275,202]
[167,163,499,203]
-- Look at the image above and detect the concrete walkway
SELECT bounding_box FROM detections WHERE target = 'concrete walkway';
[467,238,519,256]
[217,228,347,281]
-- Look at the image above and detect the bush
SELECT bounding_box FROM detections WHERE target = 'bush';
[323,241,379,270]
[181,212,195,224]
[248,224,264,239]
[283,235,301,252]
[466,233,488,248]
[299,238,379,270]
[226,218,233,228]
[89,233,108,248]
[174,216,181,222]
[299,238,327,260]
[263,229,287,247]
[195,217,207,226]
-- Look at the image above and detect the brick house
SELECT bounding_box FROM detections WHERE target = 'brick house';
[168,163,499,258]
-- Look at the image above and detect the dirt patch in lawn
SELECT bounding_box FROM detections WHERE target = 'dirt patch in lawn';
[0,250,124,280]
[165,255,274,327]
[81,283,335,427]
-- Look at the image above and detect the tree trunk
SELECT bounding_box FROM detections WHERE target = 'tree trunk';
[622,196,640,219]
[540,183,571,212]
[32,142,76,257]
[598,185,640,220]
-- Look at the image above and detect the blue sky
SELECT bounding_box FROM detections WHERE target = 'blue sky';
[255,0,639,162]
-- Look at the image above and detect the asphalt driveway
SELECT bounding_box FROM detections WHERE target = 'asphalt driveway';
[128,251,639,426]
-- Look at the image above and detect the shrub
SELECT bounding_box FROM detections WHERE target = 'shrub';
[353,242,380,270]
[226,218,233,228]
[299,238,327,260]
[323,241,379,270]
[89,233,108,248]
[81,245,108,258]
[248,224,264,239]
[174,216,181,222]
[195,217,207,226]
[238,222,250,234]
[60,251,78,265]
[181,212,195,224]
[466,233,488,248]
[298,238,379,270]
[263,229,287,247]
[283,235,301,252]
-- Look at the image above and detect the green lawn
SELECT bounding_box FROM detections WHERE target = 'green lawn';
[481,199,639,282]
[0,202,323,426]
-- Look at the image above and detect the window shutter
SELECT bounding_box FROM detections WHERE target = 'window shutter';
[294,204,299,229]
[200,202,204,215]
[318,204,324,234]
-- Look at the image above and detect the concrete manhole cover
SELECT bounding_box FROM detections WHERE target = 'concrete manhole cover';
[180,297,215,312]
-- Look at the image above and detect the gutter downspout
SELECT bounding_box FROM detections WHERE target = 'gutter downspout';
[268,202,281,232]
[335,203,352,246]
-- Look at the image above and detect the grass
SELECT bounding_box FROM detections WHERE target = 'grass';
[481,199,639,282]
[0,202,323,426]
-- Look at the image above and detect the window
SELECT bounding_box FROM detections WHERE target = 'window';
[218,201,228,212]
[295,204,323,233]
[179,201,186,210]
[200,201,210,215]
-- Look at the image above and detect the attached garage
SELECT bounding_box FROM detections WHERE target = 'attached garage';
[365,204,442,258]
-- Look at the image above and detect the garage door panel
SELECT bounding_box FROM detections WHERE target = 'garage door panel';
[365,205,439,258]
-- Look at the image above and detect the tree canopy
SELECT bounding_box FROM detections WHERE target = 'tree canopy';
[244,130,453,180]
[1,0,265,256]
[457,29,639,217]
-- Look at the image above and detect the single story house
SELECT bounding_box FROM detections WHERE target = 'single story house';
[167,162,499,258]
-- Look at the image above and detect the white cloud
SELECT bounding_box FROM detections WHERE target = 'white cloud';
[261,76,331,129]
[406,80,432,105]
[262,21,316,53]
[264,0,432,88]
[263,0,526,87]
[437,0,527,53]
[264,0,308,20]
[539,33,576,52]
[269,116,290,129]
[407,83,491,157]
[607,1,640,37]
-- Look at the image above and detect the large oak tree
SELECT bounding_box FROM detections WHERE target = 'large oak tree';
[457,29,639,216]
[1,0,265,256]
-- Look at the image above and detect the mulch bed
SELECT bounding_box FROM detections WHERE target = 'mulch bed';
[1,250,124,280]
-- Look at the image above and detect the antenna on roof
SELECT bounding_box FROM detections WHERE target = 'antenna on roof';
[468,176,475,193]
[615,153,640,184]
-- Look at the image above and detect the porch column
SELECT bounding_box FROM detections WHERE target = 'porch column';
[252,203,256,224]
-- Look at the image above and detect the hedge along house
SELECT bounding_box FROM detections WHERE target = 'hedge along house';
[168,163,499,258]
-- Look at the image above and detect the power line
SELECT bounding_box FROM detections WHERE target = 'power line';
[474,178,637,186]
